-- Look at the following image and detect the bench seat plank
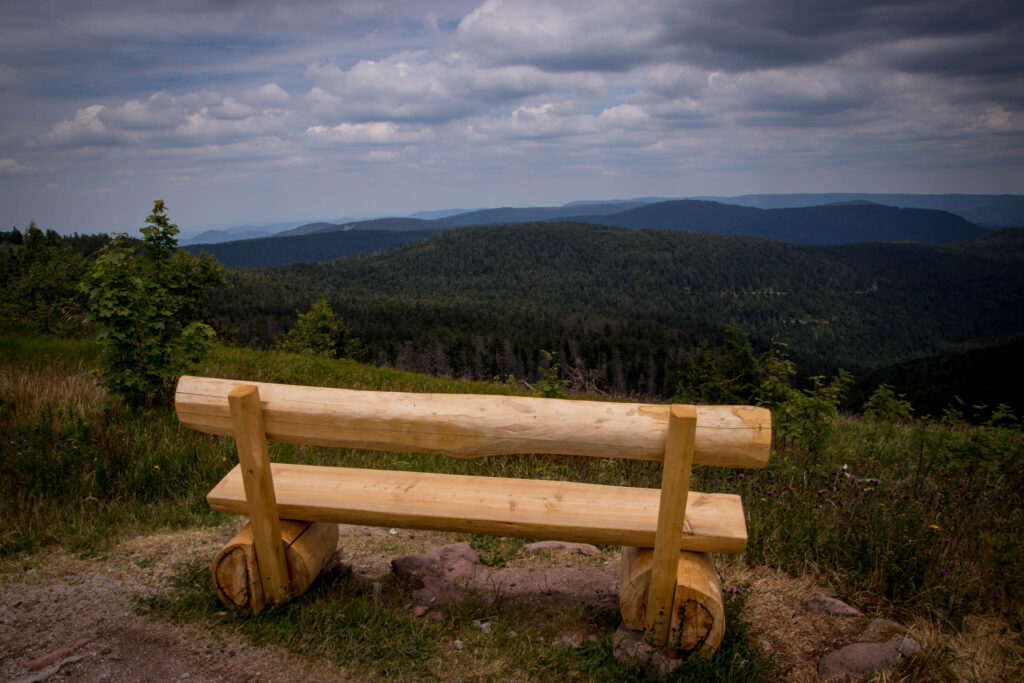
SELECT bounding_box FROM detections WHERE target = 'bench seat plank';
[207,463,748,554]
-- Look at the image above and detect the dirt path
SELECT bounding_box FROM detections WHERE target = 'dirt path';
[0,525,352,682]
[0,523,925,682]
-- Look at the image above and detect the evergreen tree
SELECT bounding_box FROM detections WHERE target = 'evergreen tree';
[279,297,352,358]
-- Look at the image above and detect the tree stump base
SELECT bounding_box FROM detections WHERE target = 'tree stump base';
[620,546,725,660]
[212,520,338,612]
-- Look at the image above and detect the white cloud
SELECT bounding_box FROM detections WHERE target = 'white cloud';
[456,0,662,71]
[245,83,291,107]
[0,157,32,174]
[305,51,605,124]
[42,89,292,148]
[45,105,121,146]
[101,92,183,131]
[305,121,433,145]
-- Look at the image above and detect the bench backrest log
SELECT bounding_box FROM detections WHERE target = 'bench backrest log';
[175,376,771,468]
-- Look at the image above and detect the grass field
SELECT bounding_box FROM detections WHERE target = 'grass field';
[2,331,1021,679]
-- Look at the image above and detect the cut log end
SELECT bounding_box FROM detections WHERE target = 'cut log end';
[212,520,338,613]
[620,546,725,661]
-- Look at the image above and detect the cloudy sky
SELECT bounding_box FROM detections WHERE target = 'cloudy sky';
[1,0,1022,234]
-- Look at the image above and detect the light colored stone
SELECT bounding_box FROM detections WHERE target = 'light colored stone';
[818,634,922,680]
[805,596,863,617]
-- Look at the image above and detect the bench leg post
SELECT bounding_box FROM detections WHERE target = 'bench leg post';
[228,385,291,611]
[644,404,697,647]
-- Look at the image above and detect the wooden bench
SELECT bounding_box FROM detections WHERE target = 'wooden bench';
[175,375,770,659]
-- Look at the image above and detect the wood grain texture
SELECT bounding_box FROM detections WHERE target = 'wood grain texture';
[176,376,770,468]
[228,385,290,609]
[212,520,339,612]
[206,463,748,553]
[645,405,697,646]
[620,546,725,660]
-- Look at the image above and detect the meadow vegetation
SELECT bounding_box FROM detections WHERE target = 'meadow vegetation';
[1,214,1021,678]
[1,330,1021,678]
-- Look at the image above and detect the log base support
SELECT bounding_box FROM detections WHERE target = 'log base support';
[620,546,725,661]
[212,520,339,613]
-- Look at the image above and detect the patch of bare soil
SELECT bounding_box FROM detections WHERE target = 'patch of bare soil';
[0,523,981,682]
[0,525,345,683]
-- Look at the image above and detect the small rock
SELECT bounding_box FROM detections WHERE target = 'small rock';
[25,569,36,575]
[522,541,601,557]
[508,631,518,639]
[560,633,583,648]
[25,647,73,671]
[392,543,482,582]
[474,620,492,635]
[611,625,682,677]
[818,634,922,680]
[413,605,428,617]
[20,655,83,680]
[805,596,864,617]
[412,575,466,607]
[453,640,464,651]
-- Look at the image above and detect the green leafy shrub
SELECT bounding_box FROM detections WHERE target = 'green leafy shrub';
[862,383,914,422]
[535,349,569,398]
[79,201,224,407]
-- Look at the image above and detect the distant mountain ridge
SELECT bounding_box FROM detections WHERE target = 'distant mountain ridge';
[277,217,450,235]
[190,198,987,266]
[565,199,987,245]
[694,193,1024,227]
[443,201,651,226]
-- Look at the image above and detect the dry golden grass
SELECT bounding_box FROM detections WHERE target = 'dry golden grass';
[877,613,1024,682]
[0,357,106,424]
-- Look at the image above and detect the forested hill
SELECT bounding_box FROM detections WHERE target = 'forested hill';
[212,223,1024,396]
[566,200,987,245]
[184,229,442,267]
